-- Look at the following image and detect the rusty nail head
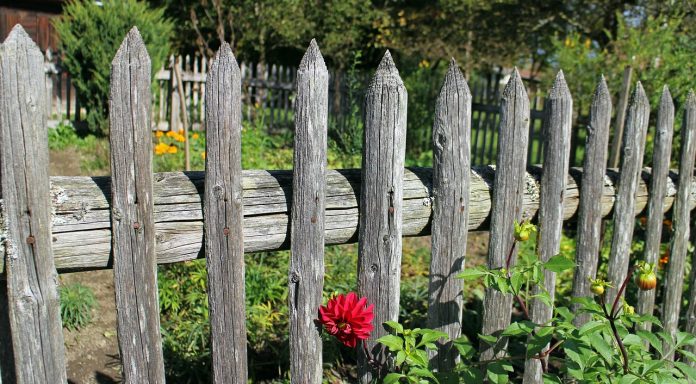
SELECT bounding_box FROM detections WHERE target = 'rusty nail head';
[133,222,140,229]
[223,227,230,235]
[26,236,35,244]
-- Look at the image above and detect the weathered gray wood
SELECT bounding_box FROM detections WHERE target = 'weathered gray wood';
[636,86,674,326]
[686,213,696,367]
[0,166,692,274]
[204,43,247,383]
[289,40,328,384]
[427,60,471,371]
[662,91,696,360]
[109,28,165,383]
[0,24,67,384]
[357,51,407,382]
[523,72,572,384]
[480,69,529,361]
[571,77,613,326]
[608,66,633,168]
[606,82,650,304]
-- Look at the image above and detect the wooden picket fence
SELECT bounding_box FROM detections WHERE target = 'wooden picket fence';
[2,25,696,384]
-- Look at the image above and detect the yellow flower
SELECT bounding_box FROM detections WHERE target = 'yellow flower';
[155,131,163,138]
[166,130,176,138]
[167,145,178,154]
[192,133,199,140]
[584,38,591,49]
[418,59,430,69]
[201,151,206,160]
[154,142,169,155]
[175,134,185,142]
[178,129,184,135]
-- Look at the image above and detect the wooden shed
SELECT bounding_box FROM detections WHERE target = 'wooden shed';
[0,0,64,52]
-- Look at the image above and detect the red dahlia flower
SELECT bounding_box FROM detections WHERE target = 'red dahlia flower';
[318,292,374,348]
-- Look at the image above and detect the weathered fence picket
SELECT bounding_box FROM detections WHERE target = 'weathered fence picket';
[204,42,248,383]
[522,72,572,384]
[480,69,530,361]
[662,91,696,360]
[571,77,612,326]
[109,28,165,383]
[427,60,471,371]
[606,83,650,304]
[288,40,328,384]
[357,51,407,382]
[0,25,67,384]
[636,86,674,325]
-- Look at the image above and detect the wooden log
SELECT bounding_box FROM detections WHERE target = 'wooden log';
[662,91,696,360]
[606,82,650,304]
[427,60,471,371]
[523,72,572,384]
[636,86,674,325]
[480,68,530,361]
[204,43,247,383]
[357,51,407,382]
[571,77,613,326]
[289,40,328,384]
[109,28,165,383]
[0,24,67,383]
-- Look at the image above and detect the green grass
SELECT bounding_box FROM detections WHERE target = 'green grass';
[59,282,97,331]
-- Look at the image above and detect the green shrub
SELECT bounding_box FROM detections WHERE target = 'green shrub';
[54,0,173,135]
[59,282,97,331]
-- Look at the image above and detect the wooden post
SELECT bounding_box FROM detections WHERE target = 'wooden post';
[636,86,674,326]
[173,57,191,170]
[204,42,248,383]
[523,72,572,384]
[608,66,633,169]
[687,213,696,367]
[571,77,612,326]
[606,82,650,304]
[289,40,328,384]
[109,27,165,383]
[480,68,529,361]
[427,59,471,371]
[662,91,696,360]
[0,24,67,384]
[357,51,407,382]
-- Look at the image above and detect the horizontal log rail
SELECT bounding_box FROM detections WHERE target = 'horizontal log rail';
[0,166,692,274]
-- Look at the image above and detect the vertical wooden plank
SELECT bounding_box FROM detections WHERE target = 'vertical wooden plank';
[357,51,407,382]
[0,24,67,384]
[288,40,328,384]
[522,72,572,383]
[636,86,674,324]
[109,27,165,383]
[687,214,696,367]
[606,82,650,304]
[479,69,529,361]
[571,77,612,326]
[200,55,207,126]
[661,91,696,360]
[204,42,247,383]
[608,66,633,169]
[427,59,471,371]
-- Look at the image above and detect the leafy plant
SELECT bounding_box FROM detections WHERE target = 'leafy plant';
[59,282,97,331]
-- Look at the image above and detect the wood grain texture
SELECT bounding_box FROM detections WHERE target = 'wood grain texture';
[427,60,471,371]
[357,51,407,382]
[571,77,613,326]
[204,42,247,383]
[0,24,67,384]
[480,69,529,361]
[288,40,328,384]
[606,82,650,305]
[109,28,165,383]
[661,91,696,360]
[522,72,572,384]
[686,213,696,367]
[636,86,673,326]
[608,66,633,168]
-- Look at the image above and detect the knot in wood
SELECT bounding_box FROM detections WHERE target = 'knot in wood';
[213,185,224,200]
[290,271,300,283]
[111,208,122,221]
[370,264,378,273]
[132,222,140,230]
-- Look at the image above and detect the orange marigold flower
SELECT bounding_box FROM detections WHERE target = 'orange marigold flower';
[166,130,176,138]
[155,130,164,138]
[167,145,178,154]
[178,129,184,135]
[192,133,200,140]
[154,142,169,155]
[318,292,374,348]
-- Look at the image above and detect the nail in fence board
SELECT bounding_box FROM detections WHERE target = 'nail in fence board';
[289,40,328,384]
[0,24,67,384]
[109,28,165,383]
[480,69,530,361]
[427,60,471,371]
[357,51,407,382]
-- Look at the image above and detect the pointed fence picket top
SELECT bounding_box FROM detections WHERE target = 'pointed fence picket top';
[637,86,674,326]
[0,24,67,384]
[571,77,612,326]
[427,59,471,371]
[662,91,696,360]
[204,42,248,383]
[109,27,165,383]
[522,72,573,384]
[357,50,407,382]
[289,39,328,384]
[480,68,530,361]
[606,82,650,305]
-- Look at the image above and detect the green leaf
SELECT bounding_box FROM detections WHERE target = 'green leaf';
[636,330,663,356]
[674,361,696,379]
[510,272,524,293]
[579,320,606,336]
[416,330,448,348]
[395,350,406,366]
[618,374,640,384]
[502,321,535,336]
[531,291,553,308]
[527,329,553,356]
[675,332,696,348]
[384,320,404,334]
[457,267,489,280]
[478,333,499,346]
[409,367,438,381]
[377,334,404,352]
[544,254,576,273]
[588,333,614,364]
[383,373,406,384]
